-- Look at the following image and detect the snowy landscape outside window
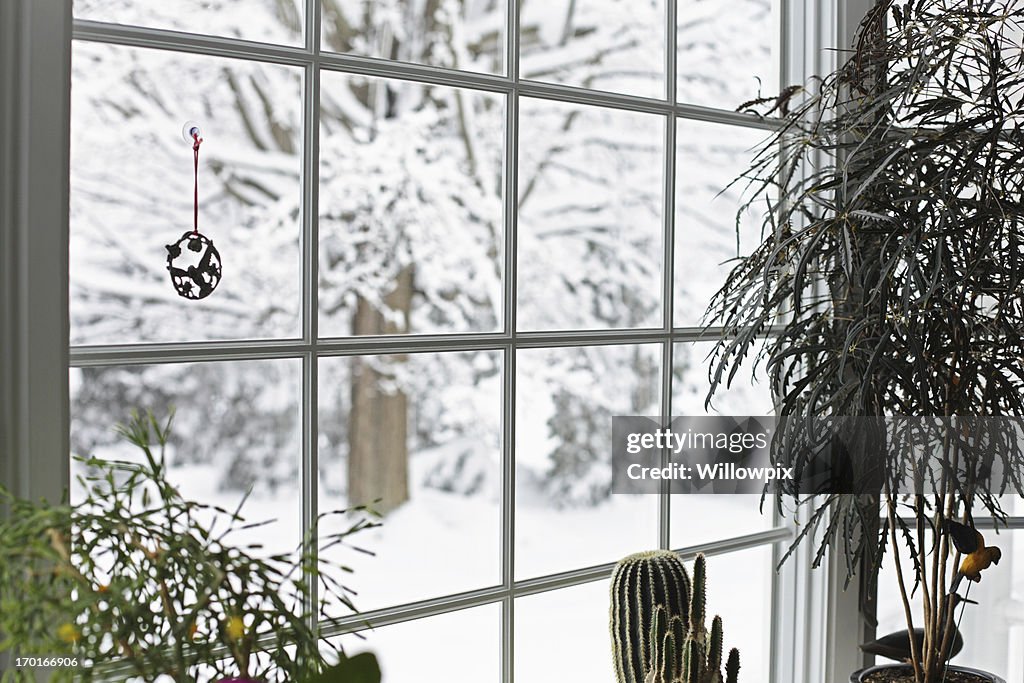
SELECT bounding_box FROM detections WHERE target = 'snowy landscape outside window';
[68,1,787,681]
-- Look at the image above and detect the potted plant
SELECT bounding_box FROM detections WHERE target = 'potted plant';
[707,1,1024,681]
[0,411,380,682]
[609,551,741,683]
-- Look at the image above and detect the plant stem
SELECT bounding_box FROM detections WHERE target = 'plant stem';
[916,493,932,678]
[887,489,923,682]
[937,430,965,675]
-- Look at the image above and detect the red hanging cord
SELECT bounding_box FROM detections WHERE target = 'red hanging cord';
[192,132,203,235]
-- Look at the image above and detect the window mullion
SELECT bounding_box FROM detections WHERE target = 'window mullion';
[66,327,771,368]
[659,0,679,553]
[72,18,312,66]
[302,0,322,636]
[502,0,521,678]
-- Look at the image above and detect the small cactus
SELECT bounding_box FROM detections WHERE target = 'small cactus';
[612,552,740,683]
[610,550,691,683]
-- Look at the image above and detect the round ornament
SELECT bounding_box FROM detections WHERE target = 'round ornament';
[165,231,222,299]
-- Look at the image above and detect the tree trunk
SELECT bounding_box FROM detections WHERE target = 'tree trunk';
[348,266,413,514]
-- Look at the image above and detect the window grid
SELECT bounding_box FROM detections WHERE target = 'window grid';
[69,0,790,679]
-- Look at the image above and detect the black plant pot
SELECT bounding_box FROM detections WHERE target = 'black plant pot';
[851,664,1005,683]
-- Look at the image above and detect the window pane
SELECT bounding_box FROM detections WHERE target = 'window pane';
[321,0,505,74]
[973,495,1024,518]
[70,43,303,345]
[670,496,773,550]
[318,73,504,337]
[670,341,774,548]
[515,580,615,683]
[515,344,661,578]
[672,341,773,417]
[677,0,780,109]
[332,604,501,683]
[702,546,774,677]
[674,120,767,327]
[318,350,502,610]
[515,549,772,683]
[69,359,302,558]
[74,0,304,46]
[519,0,666,99]
[517,99,664,331]
[877,527,1024,681]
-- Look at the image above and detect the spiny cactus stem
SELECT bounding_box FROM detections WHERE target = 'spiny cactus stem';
[709,615,723,673]
[725,648,740,683]
[686,636,702,683]
[690,554,707,643]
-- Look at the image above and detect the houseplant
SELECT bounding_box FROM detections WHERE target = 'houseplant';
[707,1,1024,681]
[0,410,380,682]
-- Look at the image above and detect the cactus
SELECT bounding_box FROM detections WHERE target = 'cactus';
[612,552,740,683]
[610,550,691,683]
[725,648,741,683]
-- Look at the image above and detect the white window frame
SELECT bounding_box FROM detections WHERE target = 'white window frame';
[1,0,72,505]
[1,1,72,675]
[0,1,880,681]
[773,3,880,682]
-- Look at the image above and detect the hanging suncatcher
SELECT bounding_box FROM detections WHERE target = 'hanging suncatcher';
[166,123,222,299]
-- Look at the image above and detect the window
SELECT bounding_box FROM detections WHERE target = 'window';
[67,1,796,681]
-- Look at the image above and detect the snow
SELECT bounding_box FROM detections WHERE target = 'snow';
[675,121,774,327]
[519,0,666,99]
[332,602,501,683]
[677,0,780,109]
[319,450,502,612]
[322,0,504,74]
[74,0,305,46]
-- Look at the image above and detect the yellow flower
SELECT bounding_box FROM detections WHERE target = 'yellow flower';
[57,622,80,644]
[225,615,245,641]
